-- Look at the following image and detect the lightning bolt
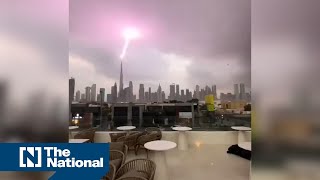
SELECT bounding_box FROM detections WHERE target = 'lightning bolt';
[120,38,130,59]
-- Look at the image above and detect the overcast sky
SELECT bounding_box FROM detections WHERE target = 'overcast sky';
[69,0,251,95]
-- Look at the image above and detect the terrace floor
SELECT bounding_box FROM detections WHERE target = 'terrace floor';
[126,143,250,180]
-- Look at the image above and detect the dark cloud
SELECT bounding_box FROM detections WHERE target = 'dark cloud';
[70,0,251,92]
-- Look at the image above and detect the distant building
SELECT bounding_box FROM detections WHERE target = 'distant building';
[107,94,112,103]
[100,88,105,103]
[181,89,185,102]
[212,85,217,99]
[145,92,149,102]
[129,81,133,102]
[148,87,151,102]
[91,84,96,102]
[176,84,180,100]
[162,91,166,102]
[240,83,245,100]
[157,84,162,102]
[111,82,117,103]
[85,86,91,102]
[195,85,200,99]
[81,93,85,101]
[170,84,175,100]
[97,94,101,102]
[139,84,145,102]
[234,84,239,100]
[75,90,80,102]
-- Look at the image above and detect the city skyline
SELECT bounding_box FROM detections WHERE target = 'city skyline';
[71,62,251,103]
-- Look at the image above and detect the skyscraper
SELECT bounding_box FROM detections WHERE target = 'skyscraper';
[91,84,96,102]
[81,93,85,101]
[97,94,101,102]
[119,62,124,101]
[111,82,117,103]
[234,84,239,100]
[100,88,105,103]
[75,90,80,102]
[195,85,200,99]
[240,83,245,100]
[148,87,151,102]
[157,84,162,102]
[176,84,180,100]
[85,86,91,102]
[170,84,175,100]
[129,81,133,102]
[139,84,145,102]
[162,91,165,101]
[124,87,129,102]
[212,85,217,99]
[186,89,190,100]
[181,89,185,102]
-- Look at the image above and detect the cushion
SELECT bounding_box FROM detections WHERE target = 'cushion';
[227,144,251,160]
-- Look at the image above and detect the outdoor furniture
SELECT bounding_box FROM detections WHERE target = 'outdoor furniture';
[105,163,116,180]
[231,126,251,143]
[144,140,176,180]
[145,127,162,140]
[68,139,89,143]
[110,142,128,162]
[172,126,192,150]
[73,128,96,143]
[115,159,156,180]
[110,150,125,171]
[117,132,143,150]
[117,126,136,131]
[135,133,159,156]
[238,142,251,151]
[68,126,78,138]
[110,133,127,142]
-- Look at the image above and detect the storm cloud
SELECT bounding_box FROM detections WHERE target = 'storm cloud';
[69,0,251,95]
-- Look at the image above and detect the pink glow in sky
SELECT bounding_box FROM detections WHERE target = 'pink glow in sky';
[120,27,141,59]
[123,27,141,40]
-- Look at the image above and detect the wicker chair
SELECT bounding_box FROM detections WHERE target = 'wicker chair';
[115,159,156,180]
[104,163,116,180]
[110,133,127,142]
[134,133,159,156]
[116,177,148,180]
[110,150,125,171]
[110,142,128,162]
[74,128,96,143]
[145,127,162,140]
[116,132,143,150]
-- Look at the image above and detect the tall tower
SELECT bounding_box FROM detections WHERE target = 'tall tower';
[234,84,239,100]
[119,62,124,101]
[91,84,96,102]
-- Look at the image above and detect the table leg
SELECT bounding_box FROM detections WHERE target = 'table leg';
[238,130,246,143]
[151,151,170,180]
[178,131,188,150]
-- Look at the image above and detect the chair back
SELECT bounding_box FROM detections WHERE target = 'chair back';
[145,127,162,140]
[105,163,116,180]
[116,159,156,180]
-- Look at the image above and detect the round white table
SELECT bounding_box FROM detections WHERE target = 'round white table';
[172,126,192,150]
[231,126,251,143]
[69,126,79,130]
[116,126,136,131]
[145,140,176,180]
[238,142,251,151]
